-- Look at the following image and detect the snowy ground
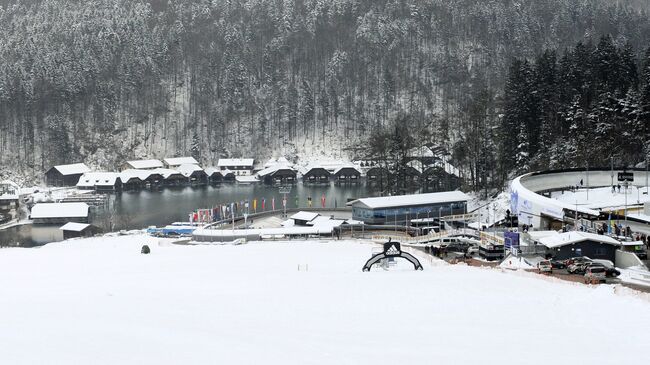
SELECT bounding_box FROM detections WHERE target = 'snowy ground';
[2,236,650,364]
[551,186,650,210]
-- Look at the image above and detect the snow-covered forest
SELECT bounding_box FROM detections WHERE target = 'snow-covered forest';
[1,0,650,186]
[501,35,650,184]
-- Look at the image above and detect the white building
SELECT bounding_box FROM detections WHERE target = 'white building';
[217,158,255,176]
[163,157,199,169]
[122,159,164,171]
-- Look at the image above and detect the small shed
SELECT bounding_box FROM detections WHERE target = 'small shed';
[76,172,122,192]
[45,163,91,187]
[163,157,199,169]
[302,166,331,183]
[60,222,102,240]
[176,164,208,184]
[204,167,223,183]
[154,168,188,186]
[333,166,361,182]
[290,211,320,226]
[539,231,622,262]
[31,203,90,224]
[221,169,236,182]
[257,165,297,185]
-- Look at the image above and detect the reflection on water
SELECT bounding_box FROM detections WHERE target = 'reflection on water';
[1,183,388,247]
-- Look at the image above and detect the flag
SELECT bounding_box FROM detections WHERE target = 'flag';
[262,198,266,211]
[282,195,287,208]
[230,202,235,217]
[253,199,257,212]
[295,196,299,207]
[189,212,193,224]
[321,193,326,208]
[272,197,275,210]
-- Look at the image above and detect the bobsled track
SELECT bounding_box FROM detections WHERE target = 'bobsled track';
[510,167,650,230]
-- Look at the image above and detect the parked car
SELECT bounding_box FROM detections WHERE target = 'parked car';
[564,256,591,266]
[584,266,607,284]
[537,260,553,274]
[605,267,621,278]
[466,246,479,256]
[550,260,566,269]
[568,262,590,274]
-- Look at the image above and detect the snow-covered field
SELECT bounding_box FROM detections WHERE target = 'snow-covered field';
[2,236,650,364]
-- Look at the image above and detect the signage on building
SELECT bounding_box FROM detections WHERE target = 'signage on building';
[618,172,633,182]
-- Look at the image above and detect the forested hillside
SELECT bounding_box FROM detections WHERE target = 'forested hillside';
[1,0,650,187]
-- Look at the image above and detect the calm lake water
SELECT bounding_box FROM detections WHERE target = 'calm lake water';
[0,183,390,247]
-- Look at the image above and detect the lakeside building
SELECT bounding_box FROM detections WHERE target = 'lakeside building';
[121,159,164,171]
[301,166,331,183]
[45,163,91,187]
[60,222,102,240]
[257,164,297,185]
[31,203,90,224]
[333,166,361,182]
[347,191,470,225]
[76,172,122,192]
[217,159,255,176]
[163,157,199,169]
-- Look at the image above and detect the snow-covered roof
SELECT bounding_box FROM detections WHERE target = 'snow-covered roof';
[193,225,335,238]
[53,163,90,176]
[290,211,320,222]
[218,158,254,167]
[204,167,220,176]
[307,216,345,228]
[348,191,470,209]
[0,180,20,189]
[176,164,204,177]
[59,222,91,232]
[31,203,89,219]
[125,159,163,169]
[119,169,161,182]
[407,146,435,158]
[235,175,259,183]
[76,172,120,188]
[406,160,424,173]
[333,165,361,175]
[263,157,290,168]
[620,240,645,247]
[151,168,185,179]
[164,157,199,166]
[526,230,560,242]
[257,164,296,177]
[539,231,621,249]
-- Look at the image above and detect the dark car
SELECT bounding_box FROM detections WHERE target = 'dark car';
[550,260,566,269]
[605,267,621,278]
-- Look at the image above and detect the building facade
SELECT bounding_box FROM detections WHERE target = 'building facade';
[349,191,469,225]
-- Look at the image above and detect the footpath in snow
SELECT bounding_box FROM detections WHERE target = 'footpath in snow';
[1,235,650,364]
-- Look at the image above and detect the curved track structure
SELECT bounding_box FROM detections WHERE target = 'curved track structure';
[510,168,648,229]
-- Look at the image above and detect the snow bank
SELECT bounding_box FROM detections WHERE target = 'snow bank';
[1,235,650,364]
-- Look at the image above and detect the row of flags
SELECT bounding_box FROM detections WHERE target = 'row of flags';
[188,194,336,223]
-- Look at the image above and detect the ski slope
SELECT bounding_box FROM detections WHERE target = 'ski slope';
[1,235,650,364]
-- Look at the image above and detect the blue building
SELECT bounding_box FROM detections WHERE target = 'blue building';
[348,191,470,225]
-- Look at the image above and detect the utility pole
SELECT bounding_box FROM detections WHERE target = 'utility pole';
[611,156,614,187]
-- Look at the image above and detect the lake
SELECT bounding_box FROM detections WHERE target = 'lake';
[0,183,385,247]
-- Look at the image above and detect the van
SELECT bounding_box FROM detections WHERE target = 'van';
[584,266,606,284]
